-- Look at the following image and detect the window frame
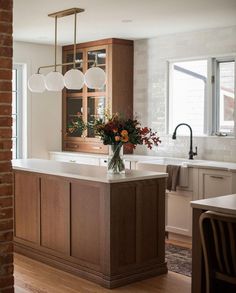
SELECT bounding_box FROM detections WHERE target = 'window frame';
[167,55,236,137]
[12,64,24,159]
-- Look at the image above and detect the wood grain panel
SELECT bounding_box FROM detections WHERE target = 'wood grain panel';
[136,180,159,262]
[110,183,136,269]
[14,172,39,243]
[41,177,70,254]
[71,182,101,266]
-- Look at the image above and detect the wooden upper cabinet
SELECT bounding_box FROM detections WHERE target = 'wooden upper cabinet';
[62,38,134,154]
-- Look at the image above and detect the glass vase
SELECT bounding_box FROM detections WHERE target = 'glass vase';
[107,144,125,174]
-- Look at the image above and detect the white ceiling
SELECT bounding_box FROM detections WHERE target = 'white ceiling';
[14,0,236,45]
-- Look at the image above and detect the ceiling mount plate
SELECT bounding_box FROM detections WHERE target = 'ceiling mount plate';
[48,8,85,18]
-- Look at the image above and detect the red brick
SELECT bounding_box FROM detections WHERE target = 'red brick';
[0,162,12,173]
[0,1,13,10]
[0,220,13,231]
[0,22,12,35]
[0,35,12,47]
[0,58,11,70]
[0,208,12,220]
[0,197,12,208]
[0,141,12,151]
[0,47,12,58]
[0,152,12,161]
[0,81,11,91]
[0,242,13,254]
[0,276,14,288]
[0,117,12,127]
[0,185,12,196]
[0,105,11,115]
[1,286,14,293]
[0,128,11,138]
[0,70,11,80]
[0,231,13,242]
[0,11,12,23]
[0,93,11,104]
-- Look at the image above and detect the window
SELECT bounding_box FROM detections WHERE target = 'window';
[12,64,24,159]
[168,57,235,136]
[215,60,235,134]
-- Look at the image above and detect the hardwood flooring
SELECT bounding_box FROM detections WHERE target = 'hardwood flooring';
[14,253,191,293]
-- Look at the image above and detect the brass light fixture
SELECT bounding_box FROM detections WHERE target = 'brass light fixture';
[28,8,106,93]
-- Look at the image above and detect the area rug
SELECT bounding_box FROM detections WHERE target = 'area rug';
[165,243,192,277]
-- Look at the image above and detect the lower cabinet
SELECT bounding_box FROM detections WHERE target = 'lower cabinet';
[198,168,234,198]
[165,189,193,237]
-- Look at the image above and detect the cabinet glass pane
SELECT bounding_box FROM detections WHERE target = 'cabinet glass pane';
[87,49,106,93]
[67,97,84,137]
[87,96,106,137]
[66,52,83,94]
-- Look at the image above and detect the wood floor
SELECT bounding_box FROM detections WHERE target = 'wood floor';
[14,253,191,293]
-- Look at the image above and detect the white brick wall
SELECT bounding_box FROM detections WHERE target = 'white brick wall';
[134,26,236,162]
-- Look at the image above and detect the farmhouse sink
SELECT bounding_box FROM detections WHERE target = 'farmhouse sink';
[136,157,201,187]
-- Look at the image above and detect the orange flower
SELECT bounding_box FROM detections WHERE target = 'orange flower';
[121,130,128,137]
[115,136,120,141]
[121,136,129,143]
[113,128,118,133]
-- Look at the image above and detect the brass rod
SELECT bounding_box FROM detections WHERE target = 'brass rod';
[73,11,77,69]
[37,60,104,74]
[48,8,84,18]
[54,16,58,71]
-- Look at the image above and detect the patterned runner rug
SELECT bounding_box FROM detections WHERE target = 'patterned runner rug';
[165,243,192,277]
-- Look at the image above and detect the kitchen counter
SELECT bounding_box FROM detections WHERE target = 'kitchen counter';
[13,159,167,288]
[12,159,167,183]
[191,194,236,215]
[49,151,236,172]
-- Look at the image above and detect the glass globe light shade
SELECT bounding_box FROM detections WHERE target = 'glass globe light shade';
[64,69,84,90]
[84,67,106,89]
[45,71,65,91]
[28,73,46,93]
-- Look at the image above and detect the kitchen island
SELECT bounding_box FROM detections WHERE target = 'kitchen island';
[13,159,168,288]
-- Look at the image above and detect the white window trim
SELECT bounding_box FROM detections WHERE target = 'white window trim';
[13,63,27,159]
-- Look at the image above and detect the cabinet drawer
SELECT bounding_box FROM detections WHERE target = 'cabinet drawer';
[65,141,108,154]
[199,169,232,199]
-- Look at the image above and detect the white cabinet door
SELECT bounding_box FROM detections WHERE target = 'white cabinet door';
[49,152,100,166]
[165,190,193,236]
[99,158,131,169]
[198,169,232,199]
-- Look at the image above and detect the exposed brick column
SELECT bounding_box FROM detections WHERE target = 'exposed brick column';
[0,0,14,292]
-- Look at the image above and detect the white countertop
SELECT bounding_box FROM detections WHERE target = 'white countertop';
[191,194,236,215]
[12,159,168,183]
[50,151,236,172]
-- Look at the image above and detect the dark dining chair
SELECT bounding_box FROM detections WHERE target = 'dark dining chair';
[199,211,236,293]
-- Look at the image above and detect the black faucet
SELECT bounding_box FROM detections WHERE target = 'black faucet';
[172,123,198,160]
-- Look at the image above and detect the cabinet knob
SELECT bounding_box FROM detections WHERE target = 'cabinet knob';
[69,160,76,163]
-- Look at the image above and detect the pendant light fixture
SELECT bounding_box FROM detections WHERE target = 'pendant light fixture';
[28,8,106,93]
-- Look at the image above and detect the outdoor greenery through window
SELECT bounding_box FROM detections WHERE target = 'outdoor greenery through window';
[168,57,235,136]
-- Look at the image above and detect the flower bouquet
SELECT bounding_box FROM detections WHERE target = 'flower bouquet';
[93,113,161,174]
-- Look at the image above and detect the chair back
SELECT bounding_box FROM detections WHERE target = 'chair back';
[199,211,236,292]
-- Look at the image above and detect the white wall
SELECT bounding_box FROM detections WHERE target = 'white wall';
[134,26,236,162]
[14,41,62,159]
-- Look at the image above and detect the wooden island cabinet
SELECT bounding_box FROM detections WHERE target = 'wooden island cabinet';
[13,159,168,288]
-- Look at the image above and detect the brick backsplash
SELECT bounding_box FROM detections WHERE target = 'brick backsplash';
[134,26,236,163]
[0,0,14,291]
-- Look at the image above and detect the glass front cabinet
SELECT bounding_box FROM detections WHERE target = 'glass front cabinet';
[62,38,134,154]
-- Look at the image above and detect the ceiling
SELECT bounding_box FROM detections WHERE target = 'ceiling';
[14,0,236,45]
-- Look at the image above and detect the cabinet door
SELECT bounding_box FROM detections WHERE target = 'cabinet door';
[198,169,232,199]
[41,177,70,255]
[165,190,192,236]
[14,172,39,243]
